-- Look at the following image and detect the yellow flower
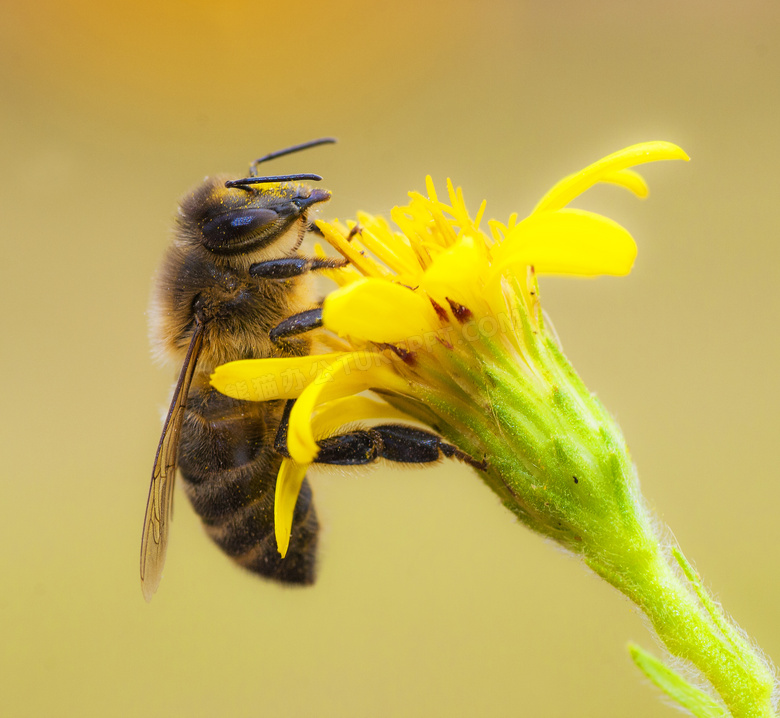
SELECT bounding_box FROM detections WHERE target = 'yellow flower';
[211,141,688,558]
[212,142,780,718]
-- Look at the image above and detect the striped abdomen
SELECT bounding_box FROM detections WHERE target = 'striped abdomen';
[177,379,318,584]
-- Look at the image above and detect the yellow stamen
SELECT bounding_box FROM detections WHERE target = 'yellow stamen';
[314,243,362,287]
[353,213,419,276]
[390,205,435,270]
[316,220,390,278]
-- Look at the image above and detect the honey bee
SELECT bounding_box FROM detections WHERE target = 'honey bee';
[141,138,341,601]
[141,139,484,602]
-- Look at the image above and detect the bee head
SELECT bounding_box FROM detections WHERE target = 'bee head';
[180,178,331,255]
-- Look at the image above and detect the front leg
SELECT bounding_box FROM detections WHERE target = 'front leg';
[249,256,347,280]
[269,307,323,342]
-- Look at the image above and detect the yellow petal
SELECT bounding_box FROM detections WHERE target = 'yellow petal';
[311,395,414,437]
[600,168,649,198]
[532,141,689,214]
[420,235,490,307]
[274,459,307,558]
[274,395,413,557]
[210,353,349,401]
[288,354,408,463]
[288,354,372,462]
[490,208,637,277]
[322,278,440,343]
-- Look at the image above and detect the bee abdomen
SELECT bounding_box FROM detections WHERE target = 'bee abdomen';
[178,385,319,585]
[209,479,318,585]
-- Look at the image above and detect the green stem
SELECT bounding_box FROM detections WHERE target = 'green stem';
[406,330,778,716]
[587,544,776,717]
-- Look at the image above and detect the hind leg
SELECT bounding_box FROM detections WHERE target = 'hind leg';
[274,400,486,471]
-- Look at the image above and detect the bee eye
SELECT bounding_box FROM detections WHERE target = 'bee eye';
[200,208,278,253]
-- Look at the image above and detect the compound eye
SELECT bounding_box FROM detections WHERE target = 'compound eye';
[201,208,278,252]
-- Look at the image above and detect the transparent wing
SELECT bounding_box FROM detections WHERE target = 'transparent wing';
[140,323,205,602]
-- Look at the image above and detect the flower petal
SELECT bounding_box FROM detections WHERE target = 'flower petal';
[210,353,349,401]
[421,235,490,307]
[288,354,408,463]
[274,459,307,558]
[274,395,414,557]
[532,141,689,214]
[490,208,637,277]
[287,355,376,462]
[311,395,414,436]
[322,278,440,343]
[600,168,649,198]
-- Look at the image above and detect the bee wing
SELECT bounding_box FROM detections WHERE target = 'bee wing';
[140,323,205,602]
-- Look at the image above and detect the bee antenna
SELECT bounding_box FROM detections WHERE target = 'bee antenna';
[226,173,323,189]
[248,137,337,177]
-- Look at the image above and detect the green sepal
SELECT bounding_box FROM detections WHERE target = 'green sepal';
[672,549,745,655]
[628,643,726,717]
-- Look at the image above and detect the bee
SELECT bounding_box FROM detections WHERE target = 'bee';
[141,139,485,602]
[141,138,342,601]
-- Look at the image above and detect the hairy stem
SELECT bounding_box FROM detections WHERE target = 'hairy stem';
[588,544,776,717]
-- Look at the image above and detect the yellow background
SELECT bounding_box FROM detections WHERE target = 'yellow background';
[2,1,779,716]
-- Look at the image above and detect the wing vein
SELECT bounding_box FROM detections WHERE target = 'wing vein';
[140,321,205,602]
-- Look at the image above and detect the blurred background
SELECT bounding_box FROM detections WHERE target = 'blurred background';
[2,1,779,715]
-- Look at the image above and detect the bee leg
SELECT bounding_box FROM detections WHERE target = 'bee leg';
[274,401,486,471]
[249,257,347,280]
[314,426,487,470]
[274,399,297,453]
[269,308,323,342]
[305,222,325,237]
